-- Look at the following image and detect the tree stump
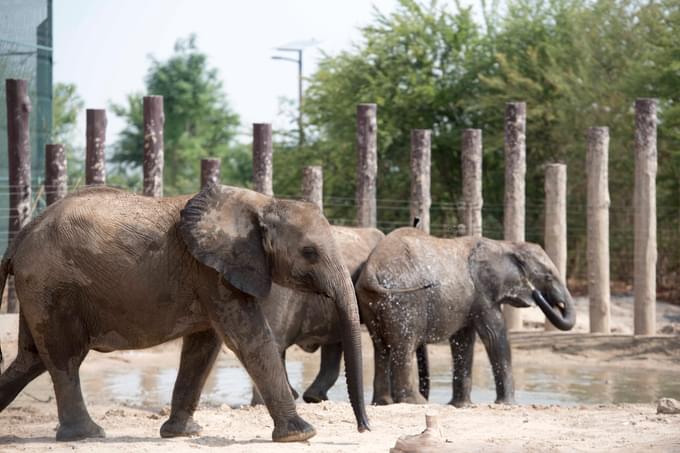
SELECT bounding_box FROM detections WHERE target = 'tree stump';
[390,414,453,453]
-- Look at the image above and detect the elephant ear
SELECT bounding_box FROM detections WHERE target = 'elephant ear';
[469,239,532,307]
[179,183,272,298]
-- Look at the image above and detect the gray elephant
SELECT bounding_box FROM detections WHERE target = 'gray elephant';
[0,184,369,442]
[356,227,575,406]
[252,226,384,405]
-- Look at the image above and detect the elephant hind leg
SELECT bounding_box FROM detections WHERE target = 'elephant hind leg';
[0,313,46,411]
[161,329,222,438]
[303,342,342,403]
[24,295,103,441]
[389,340,426,404]
[449,324,475,407]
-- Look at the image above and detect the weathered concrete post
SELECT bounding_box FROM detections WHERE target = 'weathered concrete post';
[143,96,164,197]
[544,163,567,331]
[45,144,67,205]
[5,79,31,313]
[356,103,377,227]
[301,165,323,211]
[587,127,611,333]
[634,99,657,335]
[85,109,107,185]
[253,123,273,196]
[462,129,483,237]
[503,102,526,330]
[200,158,221,188]
[410,129,431,233]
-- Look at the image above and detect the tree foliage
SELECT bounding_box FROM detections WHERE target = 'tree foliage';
[111,35,246,195]
[279,0,680,287]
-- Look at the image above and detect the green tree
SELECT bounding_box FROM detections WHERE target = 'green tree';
[111,35,244,194]
[52,82,85,186]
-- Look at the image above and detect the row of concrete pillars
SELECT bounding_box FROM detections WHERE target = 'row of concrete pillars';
[4,78,659,335]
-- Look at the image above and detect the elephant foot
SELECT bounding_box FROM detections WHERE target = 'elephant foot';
[372,395,394,406]
[272,415,316,442]
[494,397,516,405]
[160,415,202,438]
[56,419,106,441]
[449,398,473,408]
[302,388,328,404]
[395,393,427,404]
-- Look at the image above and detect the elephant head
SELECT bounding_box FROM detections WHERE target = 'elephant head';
[179,184,369,431]
[470,239,576,331]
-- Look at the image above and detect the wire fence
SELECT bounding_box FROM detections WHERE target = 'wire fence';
[1,183,679,303]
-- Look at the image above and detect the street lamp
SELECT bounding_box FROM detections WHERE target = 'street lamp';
[272,39,318,148]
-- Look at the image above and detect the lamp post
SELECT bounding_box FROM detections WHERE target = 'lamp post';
[272,39,318,149]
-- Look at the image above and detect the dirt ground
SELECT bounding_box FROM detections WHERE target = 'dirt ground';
[1,295,680,452]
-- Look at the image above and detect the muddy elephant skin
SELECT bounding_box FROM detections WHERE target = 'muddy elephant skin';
[253,226,384,404]
[356,227,575,406]
[0,184,369,442]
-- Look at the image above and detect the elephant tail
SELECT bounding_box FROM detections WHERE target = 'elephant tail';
[0,254,10,369]
[416,343,430,400]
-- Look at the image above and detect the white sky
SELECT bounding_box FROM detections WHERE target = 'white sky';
[53,0,400,145]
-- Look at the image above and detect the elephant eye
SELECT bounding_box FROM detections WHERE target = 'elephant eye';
[301,246,320,263]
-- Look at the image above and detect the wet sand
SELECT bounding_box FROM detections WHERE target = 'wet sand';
[1,295,680,451]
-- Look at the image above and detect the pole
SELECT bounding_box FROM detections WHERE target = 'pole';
[544,163,567,331]
[253,123,273,196]
[587,127,611,333]
[298,49,304,148]
[301,165,323,211]
[143,96,164,197]
[461,129,483,237]
[85,109,107,185]
[503,102,526,331]
[200,158,221,189]
[410,129,431,233]
[5,79,32,313]
[634,99,657,335]
[356,103,377,228]
[45,143,67,205]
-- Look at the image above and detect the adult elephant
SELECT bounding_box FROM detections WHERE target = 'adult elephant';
[356,227,575,406]
[251,226,384,405]
[0,184,369,442]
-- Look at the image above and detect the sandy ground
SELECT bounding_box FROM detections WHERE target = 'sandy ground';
[1,295,680,452]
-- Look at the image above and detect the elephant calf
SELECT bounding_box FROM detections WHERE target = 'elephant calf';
[356,227,575,406]
[0,185,369,442]
[253,226,384,405]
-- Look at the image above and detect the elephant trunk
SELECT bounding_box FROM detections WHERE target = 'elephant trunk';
[331,270,370,432]
[532,282,576,331]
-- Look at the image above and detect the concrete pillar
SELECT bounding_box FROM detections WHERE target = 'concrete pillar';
[85,109,107,185]
[503,102,526,330]
[410,129,431,234]
[253,123,273,196]
[200,158,221,188]
[461,129,483,237]
[634,99,657,335]
[5,79,32,313]
[544,163,567,331]
[356,103,377,227]
[301,165,323,211]
[45,144,67,205]
[587,127,611,333]
[143,96,164,197]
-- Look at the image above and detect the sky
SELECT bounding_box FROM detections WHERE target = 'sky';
[53,0,400,145]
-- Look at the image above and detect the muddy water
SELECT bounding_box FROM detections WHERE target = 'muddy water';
[30,351,678,408]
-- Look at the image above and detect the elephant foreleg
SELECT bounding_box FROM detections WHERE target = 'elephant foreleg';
[474,310,515,404]
[251,349,298,406]
[160,329,222,438]
[303,342,342,403]
[209,295,316,442]
[449,324,475,407]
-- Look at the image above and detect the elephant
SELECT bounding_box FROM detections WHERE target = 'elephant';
[355,227,576,406]
[251,226,384,405]
[0,184,369,442]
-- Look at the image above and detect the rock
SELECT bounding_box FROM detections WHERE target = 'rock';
[657,398,680,414]
[390,414,454,453]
